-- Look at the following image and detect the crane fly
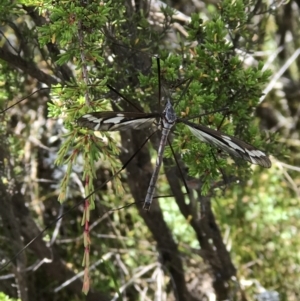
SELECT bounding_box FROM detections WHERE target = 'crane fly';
[77,59,271,210]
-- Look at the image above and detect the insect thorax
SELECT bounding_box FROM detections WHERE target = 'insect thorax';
[163,99,177,127]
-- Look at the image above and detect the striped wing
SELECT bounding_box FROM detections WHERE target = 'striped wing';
[77,112,159,131]
[181,119,271,168]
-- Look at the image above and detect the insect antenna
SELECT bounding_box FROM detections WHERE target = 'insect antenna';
[156,56,162,108]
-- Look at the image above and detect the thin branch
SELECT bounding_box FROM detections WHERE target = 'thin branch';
[77,19,91,106]
[0,47,58,86]
[260,48,300,104]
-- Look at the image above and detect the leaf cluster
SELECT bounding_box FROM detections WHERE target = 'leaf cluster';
[1,0,298,300]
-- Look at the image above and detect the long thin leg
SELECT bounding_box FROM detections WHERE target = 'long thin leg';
[179,107,229,122]
[0,130,158,272]
[107,84,143,112]
[173,78,193,108]
[167,138,190,195]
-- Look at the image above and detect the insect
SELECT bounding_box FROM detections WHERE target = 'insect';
[77,59,271,210]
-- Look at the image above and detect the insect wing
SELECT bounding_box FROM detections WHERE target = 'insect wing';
[181,120,271,168]
[77,112,159,131]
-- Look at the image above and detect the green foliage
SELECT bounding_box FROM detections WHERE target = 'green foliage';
[0,292,19,301]
[1,0,298,300]
[161,16,272,193]
[214,167,300,300]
